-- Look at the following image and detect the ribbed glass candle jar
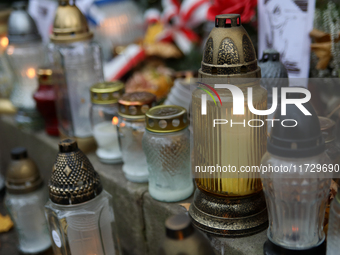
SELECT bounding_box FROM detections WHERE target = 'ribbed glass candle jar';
[142,105,193,202]
[118,92,156,183]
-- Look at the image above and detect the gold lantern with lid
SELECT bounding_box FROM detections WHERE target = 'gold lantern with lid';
[5,147,51,253]
[189,14,268,237]
[50,0,104,153]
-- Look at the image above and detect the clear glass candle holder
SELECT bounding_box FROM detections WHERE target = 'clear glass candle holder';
[90,82,124,164]
[142,105,193,202]
[261,152,331,249]
[118,92,156,183]
[327,191,340,255]
[49,1,103,139]
[6,187,51,254]
[5,147,51,254]
[45,191,119,255]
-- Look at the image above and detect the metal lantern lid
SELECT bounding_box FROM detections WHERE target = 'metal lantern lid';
[50,0,93,43]
[118,92,157,119]
[159,214,216,255]
[48,139,103,205]
[268,100,325,158]
[319,116,336,144]
[199,14,260,79]
[0,8,10,36]
[145,105,188,133]
[38,68,53,85]
[90,81,125,105]
[258,49,288,92]
[7,2,42,44]
[165,214,194,239]
[258,49,288,78]
[6,147,43,194]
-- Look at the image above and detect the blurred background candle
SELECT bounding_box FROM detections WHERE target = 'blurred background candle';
[49,0,103,149]
[6,2,45,131]
[90,81,124,164]
[5,147,51,254]
[33,67,59,136]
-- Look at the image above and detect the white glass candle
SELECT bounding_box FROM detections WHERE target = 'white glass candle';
[46,191,117,255]
[93,121,121,163]
[6,188,51,254]
[117,92,156,183]
[90,81,124,164]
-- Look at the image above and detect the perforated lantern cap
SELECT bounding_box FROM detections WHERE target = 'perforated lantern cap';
[37,68,53,85]
[118,92,156,119]
[90,81,124,104]
[199,14,260,79]
[50,0,93,43]
[48,139,103,205]
[145,105,188,133]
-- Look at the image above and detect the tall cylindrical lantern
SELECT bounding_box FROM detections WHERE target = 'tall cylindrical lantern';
[33,67,59,136]
[49,0,104,152]
[189,14,268,237]
[6,2,45,131]
[45,139,120,255]
[262,101,330,254]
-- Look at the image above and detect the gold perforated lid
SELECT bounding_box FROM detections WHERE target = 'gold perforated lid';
[200,14,260,79]
[50,0,93,43]
[90,81,124,104]
[145,105,188,133]
[48,139,102,205]
[118,92,157,119]
[38,68,53,85]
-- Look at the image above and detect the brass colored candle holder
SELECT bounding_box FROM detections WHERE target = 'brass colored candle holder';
[189,14,268,237]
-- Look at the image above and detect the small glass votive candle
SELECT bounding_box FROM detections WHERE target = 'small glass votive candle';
[90,81,124,164]
[142,105,193,202]
[118,92,156,183]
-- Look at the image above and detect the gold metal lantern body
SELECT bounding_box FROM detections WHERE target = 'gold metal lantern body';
[189,14,268,237]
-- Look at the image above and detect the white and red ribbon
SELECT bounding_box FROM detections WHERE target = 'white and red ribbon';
[105,0,210,81]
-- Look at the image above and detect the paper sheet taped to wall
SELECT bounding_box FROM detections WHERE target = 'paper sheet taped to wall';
[258,0,316,82]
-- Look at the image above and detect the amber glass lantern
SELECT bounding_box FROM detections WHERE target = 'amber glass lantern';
[189,14,268,237]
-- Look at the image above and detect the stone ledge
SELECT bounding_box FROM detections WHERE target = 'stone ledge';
[0,115,267,255]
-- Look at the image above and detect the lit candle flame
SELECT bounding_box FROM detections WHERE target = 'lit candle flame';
[292,226,299,232]
[26,68,36,79]
[1,37,8,48]
[112,116,119,125]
